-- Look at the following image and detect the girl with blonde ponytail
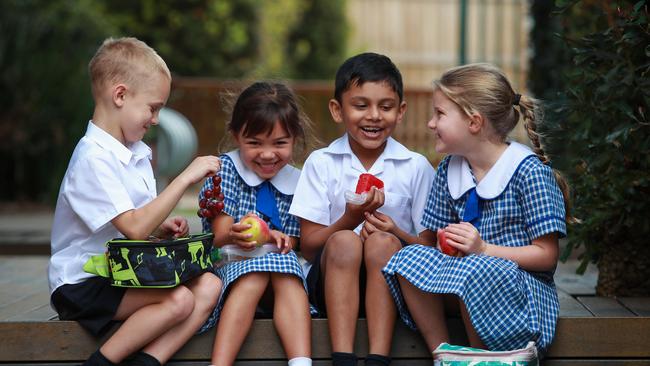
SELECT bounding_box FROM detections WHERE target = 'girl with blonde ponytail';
[382,63,569,355]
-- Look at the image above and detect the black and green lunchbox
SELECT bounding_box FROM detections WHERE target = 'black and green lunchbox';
[84,233,218,288]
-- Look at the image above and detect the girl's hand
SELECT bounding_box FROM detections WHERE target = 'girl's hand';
[229,218,257,250]
[159,216,189,238]
[344,187,384,222]
[270,230,292,254]
[179,156,221,185]
[363,211,396,234]
[444,222,487,255]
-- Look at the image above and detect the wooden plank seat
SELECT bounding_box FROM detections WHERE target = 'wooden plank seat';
[2,295,650,365]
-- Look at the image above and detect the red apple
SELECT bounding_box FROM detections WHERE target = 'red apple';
[437,229,459,257]
[355,173,384,194]
[240,215,272,246]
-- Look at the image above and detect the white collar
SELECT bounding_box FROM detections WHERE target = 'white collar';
[86,121,152,164]
[324,134,413,174]
[225,150,301,195]
[447,141,535,199]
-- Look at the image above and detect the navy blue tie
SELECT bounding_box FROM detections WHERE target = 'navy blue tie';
[256,181,282,230]
[462,188,481,225]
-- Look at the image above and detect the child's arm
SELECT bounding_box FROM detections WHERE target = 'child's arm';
[299,188,384,262]
[112,156,220,239]
[360,211,435,246]
[445,222,559,272]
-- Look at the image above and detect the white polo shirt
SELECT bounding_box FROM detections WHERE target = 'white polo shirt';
[48,121,157,294]
[289,133,435,239]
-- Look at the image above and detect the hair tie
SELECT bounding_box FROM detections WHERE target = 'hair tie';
[513,93,521,106]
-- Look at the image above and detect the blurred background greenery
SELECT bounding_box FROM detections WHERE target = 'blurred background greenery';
[1,0,648,295]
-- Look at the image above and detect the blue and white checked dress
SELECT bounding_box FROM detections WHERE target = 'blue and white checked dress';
[383,143,566,353]
[198,151,316,333]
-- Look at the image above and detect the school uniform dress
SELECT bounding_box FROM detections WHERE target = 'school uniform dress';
[198,151,316,332]
[383,142,566,353]
[48,121,157,336]
[289,134,435,314]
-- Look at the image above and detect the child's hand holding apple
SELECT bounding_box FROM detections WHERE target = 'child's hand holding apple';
[230,213,272,250]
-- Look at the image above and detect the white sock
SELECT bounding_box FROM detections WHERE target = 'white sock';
[288,356,312,366]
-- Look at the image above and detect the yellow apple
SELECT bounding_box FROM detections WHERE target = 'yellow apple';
[240,215,272,246]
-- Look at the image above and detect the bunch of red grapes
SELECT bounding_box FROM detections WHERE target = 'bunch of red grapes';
[198,175,225,219]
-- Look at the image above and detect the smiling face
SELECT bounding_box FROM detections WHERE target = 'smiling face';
[330,80,406,163]
[427,88,473,155]
[117,73,170,144]
[234,121,294,180]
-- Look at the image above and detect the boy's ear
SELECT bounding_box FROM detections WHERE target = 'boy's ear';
[468,112,484,134]
[328,99,344,124]
[396,101,407,124]
[112,84,127,107]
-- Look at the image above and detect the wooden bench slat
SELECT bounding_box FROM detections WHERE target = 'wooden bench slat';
[576,296,635,317]
[546,317,650,358]
[618,297,650,316]
[557,289,593,317]
[0,290,51,321]
[6,303,57,321]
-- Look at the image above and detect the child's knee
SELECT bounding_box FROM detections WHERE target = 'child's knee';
[233,272,270,292]
[324,230,362,267]
[165,286,195,319]
[192,272,222,308]
[364,232,401,267]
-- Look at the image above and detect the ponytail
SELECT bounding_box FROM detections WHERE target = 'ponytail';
[519,94,576,224]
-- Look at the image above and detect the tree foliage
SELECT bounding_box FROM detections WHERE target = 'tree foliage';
[532,1,650,276]
[1,0,347,203]
[0,0,113,202]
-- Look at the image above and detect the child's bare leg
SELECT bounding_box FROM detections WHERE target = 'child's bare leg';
[397,275,449,351]
[364,232,402,356]
[212,272,270,366]
[99,285,196,362]
[322,230,363,352]
[270,273,311,359]
[459,299,485,349]
[138,272,222,363]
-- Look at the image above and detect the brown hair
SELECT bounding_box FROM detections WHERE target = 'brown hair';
[219,81,318,161]
[434,63,574,223]
[89,37,170,99]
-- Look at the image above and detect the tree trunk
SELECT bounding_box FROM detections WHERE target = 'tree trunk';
[597,242,650,297]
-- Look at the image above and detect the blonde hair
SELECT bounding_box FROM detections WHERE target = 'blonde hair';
[89,37,171,98]
[434,63,574,223]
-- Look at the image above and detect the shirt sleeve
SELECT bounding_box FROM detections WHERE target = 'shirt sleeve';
[289,152,332,226]
[65,153,135,233]
[521,161,567,239]
[421,157,457,231]
[410,155,436,234]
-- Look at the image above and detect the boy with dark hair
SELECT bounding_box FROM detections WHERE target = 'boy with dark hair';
[290,52,435,366]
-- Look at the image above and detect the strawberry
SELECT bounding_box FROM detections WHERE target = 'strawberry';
[437,229,459,257]
[355,173,384,194]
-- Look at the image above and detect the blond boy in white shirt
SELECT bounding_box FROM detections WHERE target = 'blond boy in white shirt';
[289,53,435,366]
[48,37,222,366]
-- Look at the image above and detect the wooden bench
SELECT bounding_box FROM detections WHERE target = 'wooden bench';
[2,257,649,365]
[2,293,650,365]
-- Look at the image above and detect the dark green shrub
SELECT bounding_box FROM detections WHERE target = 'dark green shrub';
[0,0,113,202]
[538,1,649,294]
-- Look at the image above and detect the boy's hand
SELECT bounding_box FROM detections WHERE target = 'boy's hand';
[344,187,384,223]
[444,222,487,255]
[363,211,396,233]
[180,156,221,185]
[159,216,189,238]
[270,230,292,254]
